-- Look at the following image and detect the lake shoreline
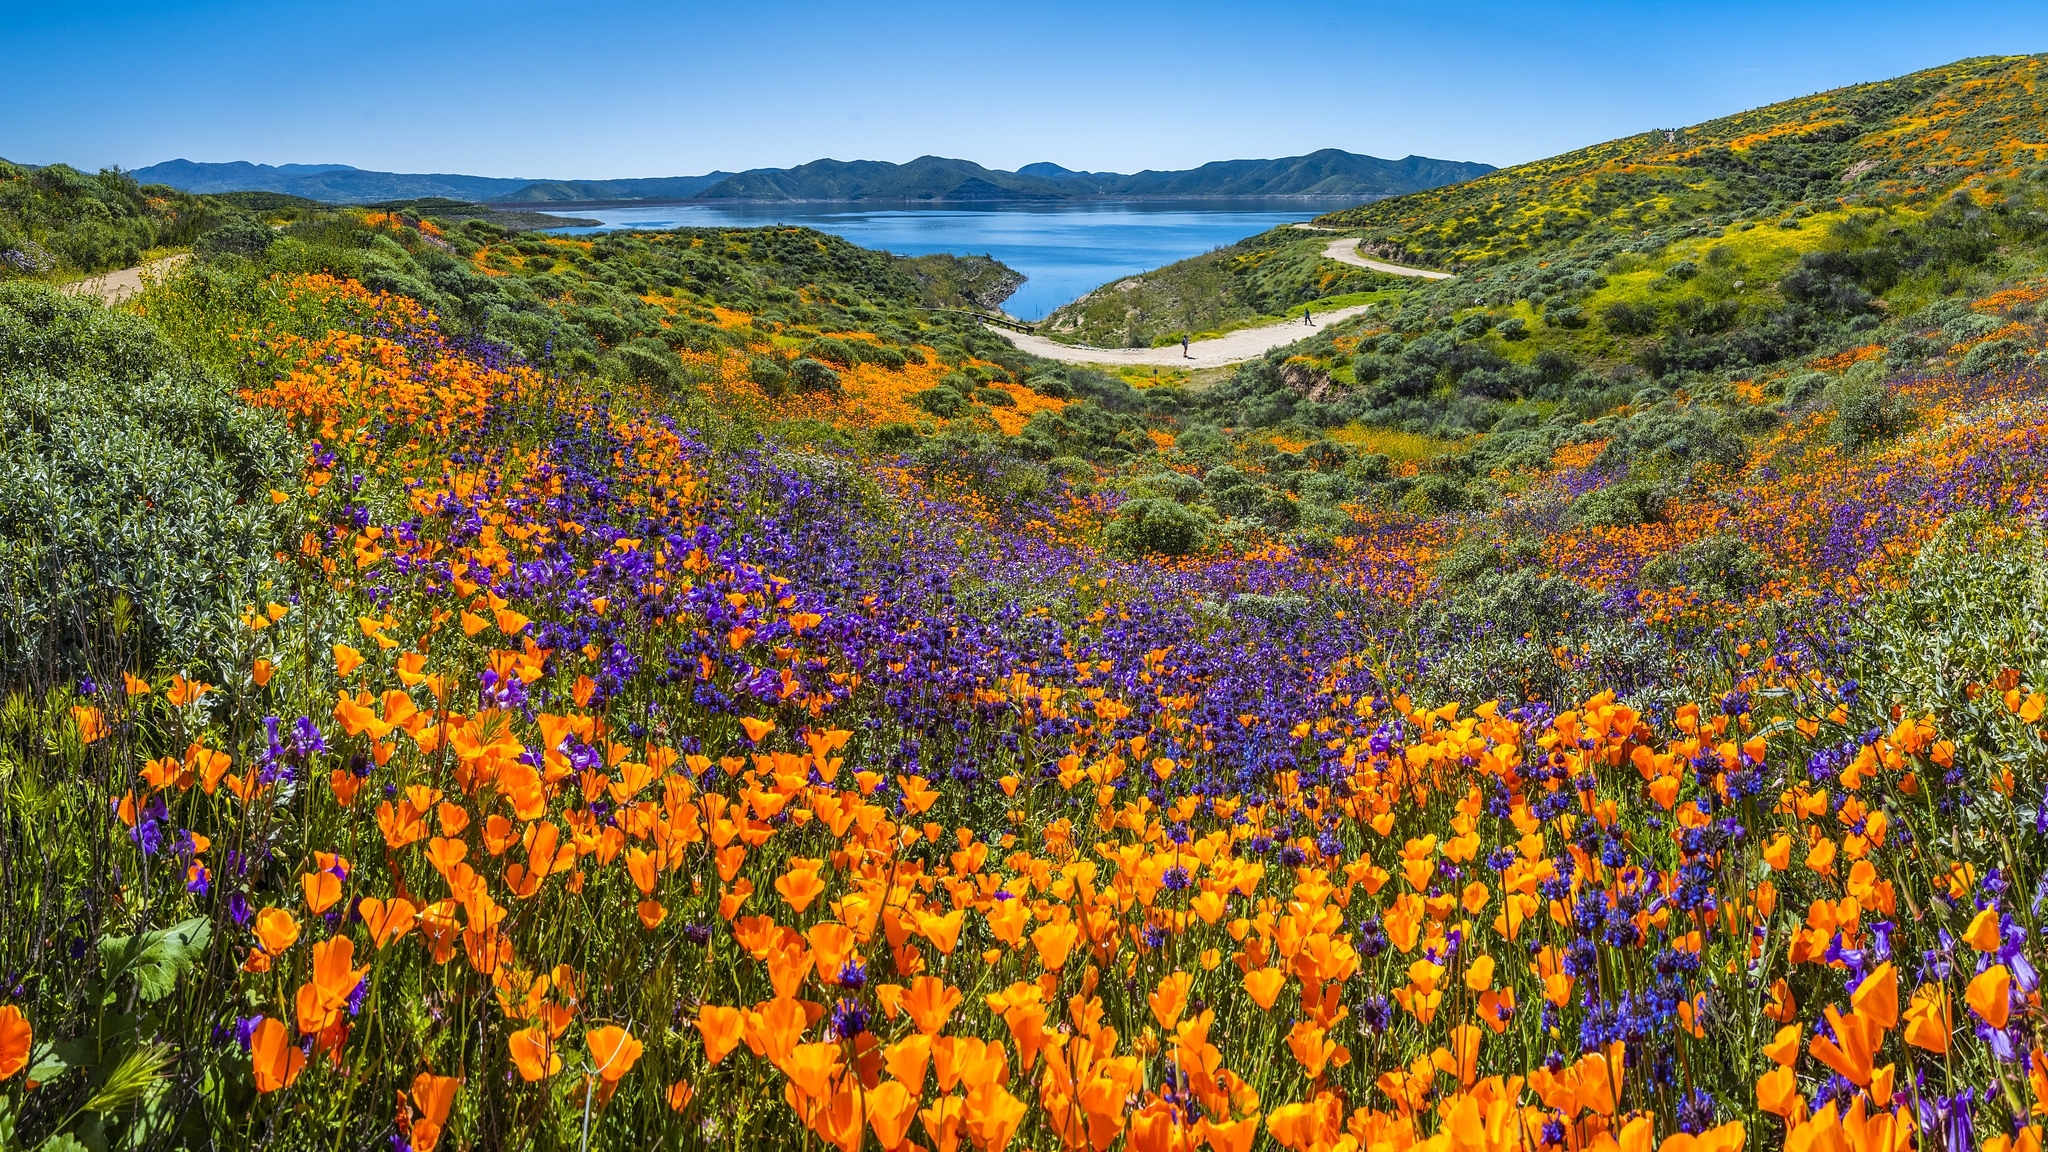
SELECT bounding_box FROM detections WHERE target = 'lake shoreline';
[500,193,1387,211]
[539,201,1333,320]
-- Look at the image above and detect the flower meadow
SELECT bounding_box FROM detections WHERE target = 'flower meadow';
[6,257,2048,1152]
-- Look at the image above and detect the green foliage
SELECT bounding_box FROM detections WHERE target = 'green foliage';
[1104,496,1209,558]
[192,217,275,261]
[0,285,293,685]
[1638,533,1772,598]
[787,357,840,394]
[894,253,1023,312]
[0,162,240,278]
[1829,371,1914,450]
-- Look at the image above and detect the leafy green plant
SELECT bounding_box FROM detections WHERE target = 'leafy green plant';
[0,285,293,686]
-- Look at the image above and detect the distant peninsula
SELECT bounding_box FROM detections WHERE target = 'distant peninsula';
[131,149,1496,206]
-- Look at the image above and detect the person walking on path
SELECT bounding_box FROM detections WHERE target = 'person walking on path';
[1303,307,1314,327]
[1182,333,1190,358]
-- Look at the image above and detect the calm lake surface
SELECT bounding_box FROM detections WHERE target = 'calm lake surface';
[548,200,1349,320]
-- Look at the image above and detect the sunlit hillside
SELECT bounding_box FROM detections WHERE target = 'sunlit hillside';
[3,51,2048,1152]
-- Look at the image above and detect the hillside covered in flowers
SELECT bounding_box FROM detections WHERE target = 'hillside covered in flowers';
[4,53,2048,1152]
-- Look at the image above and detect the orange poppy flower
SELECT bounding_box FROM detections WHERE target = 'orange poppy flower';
[961,1082,1028,1152]
[0,1006,30,1080]
[1903,984,1953,1053]
[302,869,343,915]
[509,1026,561,1081]
[251,1017,306,1093]
[255,907,300,956]
[1243,968,1286,1011]
[1764,1024,1802,1067]
[165,674,212,708]
[1809,1006,1877,1086]
[71,706,109,744]
[781,1042,843,1102]
[883,1034,933,1091]
[739,717,775,743]
[1968,965,2013,1030]
[1030,922,1080,970]
[334,644,365,677]
[776,865,827,914]
[1966,908,2003,952]
[699,1005,746,1065]
[1149,972,1192,1031]
[410,1072,460,1152]
[1851,961,1898,1029]
[903,976,963,1036]
[586,1026,642,1082]
[361,897,417,949]
[666,1079,695,1113]
[866,1078,919,1149]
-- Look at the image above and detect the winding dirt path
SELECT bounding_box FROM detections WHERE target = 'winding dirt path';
[59,254,191,304]
[1316,237,1455,279]
[989,303,1373,367]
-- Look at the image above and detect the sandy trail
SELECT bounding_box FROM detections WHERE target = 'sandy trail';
[59,254,191,304]
[1316,237,1455,279]
[990,304,1373,367]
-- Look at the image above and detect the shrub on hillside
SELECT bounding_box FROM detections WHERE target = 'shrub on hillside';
[0,285,293,685]
[1638,533,1772,598]
[1105,498,1208,558]
[1830,374,1913,451]
[1567,479,1663,527]
[788,358,841,394]
[194,217,276,261]
[1603,301,1658,336]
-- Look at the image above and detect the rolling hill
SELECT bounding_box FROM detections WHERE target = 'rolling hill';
[131,159,539,202]
[133,149,1494,205]
[1314,53,2048,269]
[1045,53,2048,349]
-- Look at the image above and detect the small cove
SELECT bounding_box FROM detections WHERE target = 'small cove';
[546,199,1356,320]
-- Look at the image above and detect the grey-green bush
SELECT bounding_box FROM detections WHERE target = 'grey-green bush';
[1104,498,1208,558]
[0,285,294,686]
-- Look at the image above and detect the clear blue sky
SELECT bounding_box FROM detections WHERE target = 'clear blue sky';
[6,0,2046,178]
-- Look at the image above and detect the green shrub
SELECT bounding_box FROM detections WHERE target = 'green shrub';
[1638,533,1771,598]
[0,285,293,685]
[1567,479,1662,526]
[1400,474,1475,514]
[1957,337,2025,377]
[1128,470,1203,502]
[911,385,969,418]
[615,338,682,387]
[1046,456,1094,481]
[1603,301,1658,336]
[1104,497,1208,558]
[749,354,790,396]
[861,344,907,370]
[870,421,924,451]
[1830,375,1913,450]
[1780,371,1829,407]
[789,358,841,394]
[802,337,858,367]
[194,217,276,261]
[972,386,1014,408]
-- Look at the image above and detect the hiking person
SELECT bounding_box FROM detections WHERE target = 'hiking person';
[1304,307,1313,326]
[1182,333,1190,358]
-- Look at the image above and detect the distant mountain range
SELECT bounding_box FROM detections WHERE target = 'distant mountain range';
[132,150,1495,206]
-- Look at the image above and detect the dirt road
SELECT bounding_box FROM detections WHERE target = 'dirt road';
[59,254,191,304]
[1317,237,1455,279]
[989,303,1373,367]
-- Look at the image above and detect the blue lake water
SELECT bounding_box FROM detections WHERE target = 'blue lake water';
[547,201,1342,320]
